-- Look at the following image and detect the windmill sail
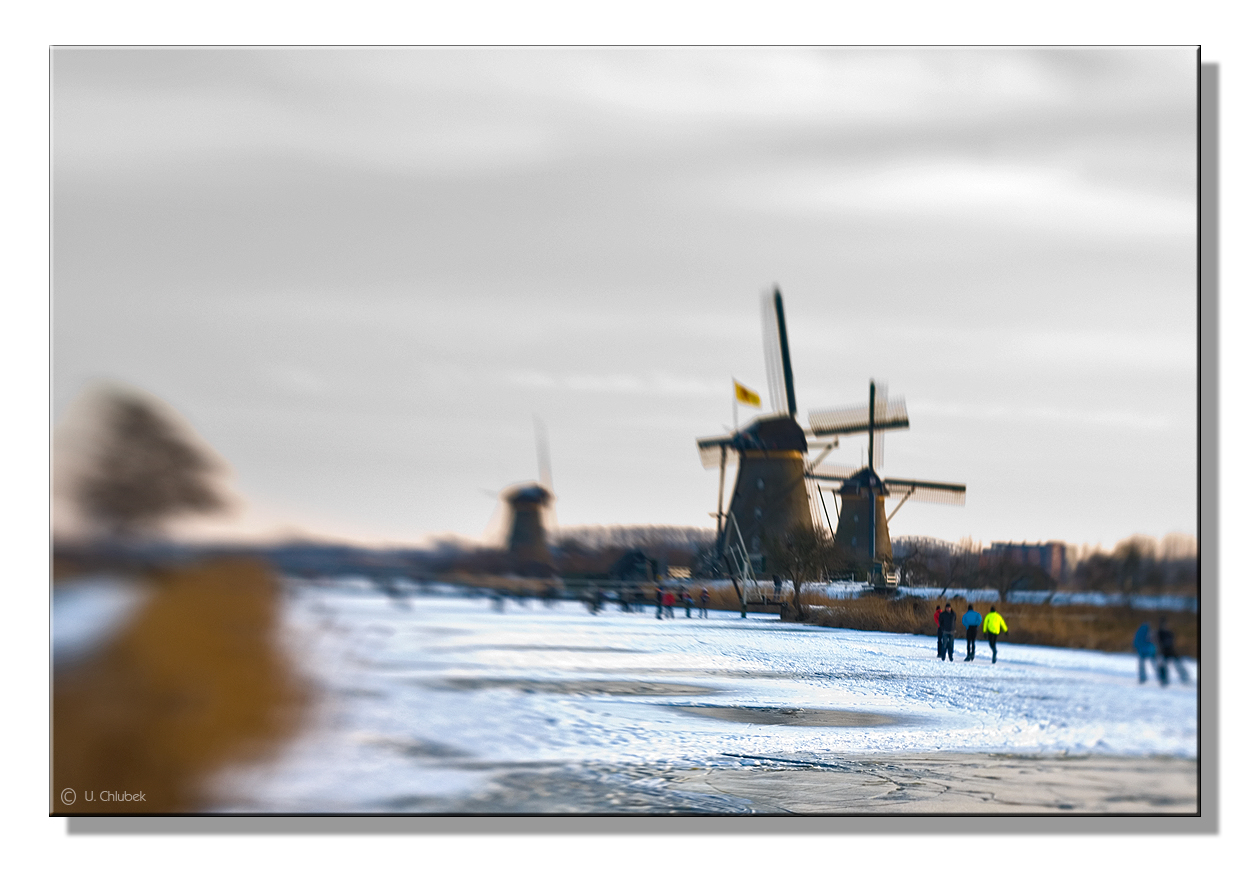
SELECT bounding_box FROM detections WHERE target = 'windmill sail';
[881,477,967,506]
[773,288,797,417]
[808,467,963,505]
[755,290,785,417]
[534,415,557,532]
[535,416,553,491]
[805,462,861,482]
[808,396,909,437]
[872,382,888,471]
[696,434,739,469]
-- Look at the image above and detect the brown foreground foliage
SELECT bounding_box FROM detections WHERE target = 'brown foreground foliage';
[802,593,1198,658]
[52,559,307,813]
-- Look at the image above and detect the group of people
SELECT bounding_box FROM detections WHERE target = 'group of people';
[653,585,711,619]
[934,602,1008,664]
[1133,618,1189,686]
[578,583,712,619]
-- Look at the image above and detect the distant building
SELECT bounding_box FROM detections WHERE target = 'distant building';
[982,541,1067,583]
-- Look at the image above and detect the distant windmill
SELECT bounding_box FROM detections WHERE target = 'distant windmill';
[806,380,966,588]
[695,287,838,568]
[500,417,557,577]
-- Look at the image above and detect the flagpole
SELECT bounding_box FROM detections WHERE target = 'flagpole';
[732,379,738,430]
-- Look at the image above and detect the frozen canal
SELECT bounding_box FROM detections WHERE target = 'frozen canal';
[214,579,1199,813]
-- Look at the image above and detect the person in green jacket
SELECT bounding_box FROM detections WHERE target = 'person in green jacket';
[983,606,1008,663]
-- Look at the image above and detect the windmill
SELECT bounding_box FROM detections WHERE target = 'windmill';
[695,287,838,572]
[806,381,966,589]
[499,417,557,577]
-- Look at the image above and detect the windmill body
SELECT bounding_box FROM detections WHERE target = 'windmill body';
[712,414,812,560]
[833,467,894,567]
[497,418,557,577]
[697,288,824,571]
[504,483,553,573]
[807,381,967,589]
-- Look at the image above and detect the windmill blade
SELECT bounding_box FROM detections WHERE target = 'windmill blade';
[804,463,861,482]
[872,382,888,471]
[696,435,739,469]
[534,415,553,492]
[804,475,827,533]
[772,286,797,417]
[804,441,836,472]
[534,416,556,530]
[542,492,558,538]
[808,397,909,437]
[882,477,967,506]
[760,289,787,416]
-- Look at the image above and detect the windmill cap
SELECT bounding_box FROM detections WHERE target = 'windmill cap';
[733,414,807,453]
[506,483,552,505]
[839,467,885,492]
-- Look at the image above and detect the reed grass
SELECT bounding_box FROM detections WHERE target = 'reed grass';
[801,592,1197,658]
[52,559,308,813]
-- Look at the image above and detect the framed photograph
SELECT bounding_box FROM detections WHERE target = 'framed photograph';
[50,46,1202,822]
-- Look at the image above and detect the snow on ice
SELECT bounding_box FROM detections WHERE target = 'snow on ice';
[212,579,1198,811]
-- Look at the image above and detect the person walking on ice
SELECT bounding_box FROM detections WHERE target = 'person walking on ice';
[1156,617,1188,685]
[937,603,957,662]
[983,606,1008,663]
[1135,622,1160,685]
[934,605,943,657]
[962,603,982,661]
[1133,622,1155,683]
[699,587,710,618]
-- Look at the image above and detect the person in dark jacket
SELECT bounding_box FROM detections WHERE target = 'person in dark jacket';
[1133,622,1155,683]
[962,604,983,661]
[655,585,664,620]
[934,605,943,657]
[1156,618,1188,685]
[699,587,710,618]
[937,604,957,662]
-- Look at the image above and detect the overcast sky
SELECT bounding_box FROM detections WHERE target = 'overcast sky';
[51,47,1198,550]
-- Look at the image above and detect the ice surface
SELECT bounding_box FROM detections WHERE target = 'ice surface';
[51,575,149,667]
[214,581,1198,812]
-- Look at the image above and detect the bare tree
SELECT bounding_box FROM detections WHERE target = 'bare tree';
[764,524,851,619]
[976,546,1051,603]
[894,537,951,589]
[75,391,228,538]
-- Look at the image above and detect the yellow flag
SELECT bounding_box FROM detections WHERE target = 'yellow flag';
[734,380,761,407]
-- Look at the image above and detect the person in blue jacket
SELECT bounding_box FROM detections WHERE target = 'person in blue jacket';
[1133,622,1156,684]
[962,604,983,661]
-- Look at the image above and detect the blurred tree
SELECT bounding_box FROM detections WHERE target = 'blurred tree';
[764,524,851,619]
[977,547,1022,602]
[76,391,227,538]
[1074,551,1120,593]
[893,537,940,588]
